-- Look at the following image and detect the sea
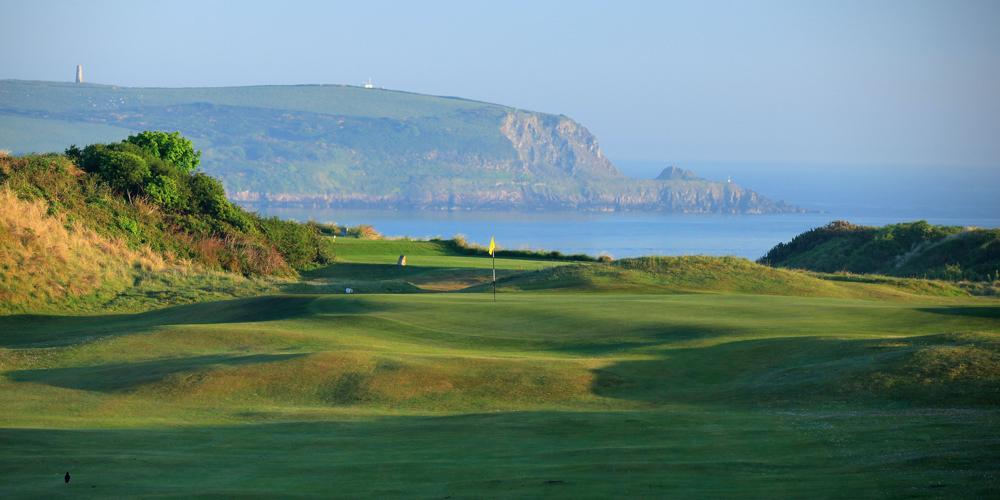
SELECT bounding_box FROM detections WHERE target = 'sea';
[243,163,1000,260]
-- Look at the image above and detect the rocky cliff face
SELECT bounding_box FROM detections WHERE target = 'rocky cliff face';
[500,111,620,179]
[234,110,802,213]
[655,166,702,181]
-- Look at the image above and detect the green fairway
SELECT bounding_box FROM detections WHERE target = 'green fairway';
[330,238,567,270]
[1,244,998,497]
[289,238,570,293]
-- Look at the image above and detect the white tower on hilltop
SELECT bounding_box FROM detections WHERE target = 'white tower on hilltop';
[75,65,83,84]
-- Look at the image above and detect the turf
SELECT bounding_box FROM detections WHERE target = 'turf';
[330,238,565,270]
[1,243,998,498]
[293,238,567,293]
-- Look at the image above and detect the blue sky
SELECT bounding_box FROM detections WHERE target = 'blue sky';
[2,0,999,168]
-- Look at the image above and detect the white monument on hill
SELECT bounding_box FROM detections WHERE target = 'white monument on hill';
[75,65,83,84]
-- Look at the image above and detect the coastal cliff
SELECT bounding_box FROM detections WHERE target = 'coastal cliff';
[0,80,801,213]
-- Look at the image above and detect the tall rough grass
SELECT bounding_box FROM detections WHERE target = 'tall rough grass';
[0,188,278,313]
[0,152,331,279]
[0,188,166,312]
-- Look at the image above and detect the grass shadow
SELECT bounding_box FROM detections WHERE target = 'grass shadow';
[6,353,306,392]
[0,295,332,348]
[916,305,1000,319]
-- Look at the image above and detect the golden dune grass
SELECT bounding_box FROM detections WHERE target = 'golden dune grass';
[0,188,168,311]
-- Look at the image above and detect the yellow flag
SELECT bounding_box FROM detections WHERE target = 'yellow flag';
[488,236,496,256]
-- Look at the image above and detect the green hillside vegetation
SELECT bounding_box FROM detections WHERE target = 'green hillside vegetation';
[761,220,1000,281]
[0,114,133,154]
[0,133,335,312]
[0,80,553,197]
[2,236,998,496]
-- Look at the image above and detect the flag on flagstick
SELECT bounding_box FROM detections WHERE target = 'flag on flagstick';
[488,236,496,301]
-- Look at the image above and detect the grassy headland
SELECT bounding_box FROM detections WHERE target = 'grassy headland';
[0,80,799,213]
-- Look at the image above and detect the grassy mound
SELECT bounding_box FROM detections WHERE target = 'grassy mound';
[16,351,593,411]
[2,141,332,279]
[0,134,337,312]
[596,330,1000,407]
[480,255,970,299]
[615,256,844,295]
[0,187,275,314]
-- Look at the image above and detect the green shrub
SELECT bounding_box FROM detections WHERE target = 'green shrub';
[258,217,334,268]
[115,214,141,238]
[146,175,182,208]
[98,150,151,194]
[125,131,201,173]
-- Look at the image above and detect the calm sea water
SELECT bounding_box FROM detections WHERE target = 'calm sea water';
[242,164,1000,260]
[246,207,1000,260]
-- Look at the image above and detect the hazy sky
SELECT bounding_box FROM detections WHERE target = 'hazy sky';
[2,0,999,168]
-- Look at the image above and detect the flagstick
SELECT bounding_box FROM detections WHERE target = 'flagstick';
[492,252,496,302]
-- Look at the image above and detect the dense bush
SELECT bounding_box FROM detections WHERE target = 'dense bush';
[348,224,382,240]
[146,175,182,209]
[258,217,334,269]
[124,131,201,173]
[187,172,253,231]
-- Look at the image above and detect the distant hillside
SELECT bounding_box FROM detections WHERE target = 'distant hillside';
[760,220,1000,281]
[0,79,800,213]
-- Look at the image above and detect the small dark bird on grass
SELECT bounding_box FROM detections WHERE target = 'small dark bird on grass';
[64,472,70,484]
